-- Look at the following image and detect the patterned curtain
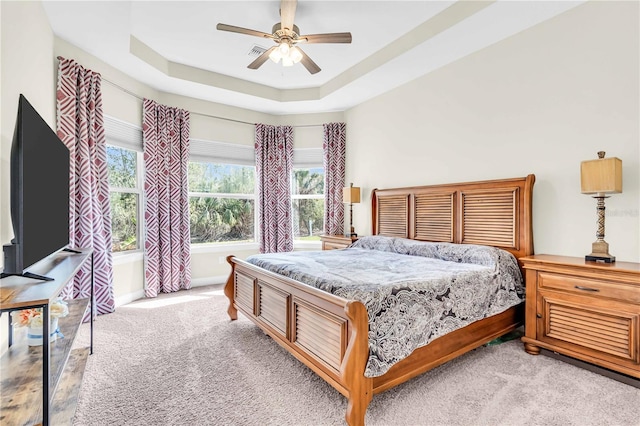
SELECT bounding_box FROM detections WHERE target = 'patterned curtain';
[255,124,294,253]
[142,99,191,298]
[56,57,115,315]
[323,123,346,236]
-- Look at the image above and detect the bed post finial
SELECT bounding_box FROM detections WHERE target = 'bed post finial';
[224,256,238,320]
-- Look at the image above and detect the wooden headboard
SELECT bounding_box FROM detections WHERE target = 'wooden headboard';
[371,175,535,260]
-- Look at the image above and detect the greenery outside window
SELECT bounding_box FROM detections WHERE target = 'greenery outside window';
[189,162,256,244]
[106,145,141,252]
[292,168,324,241]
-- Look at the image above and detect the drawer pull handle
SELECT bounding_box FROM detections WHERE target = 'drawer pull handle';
[574,285,600,292]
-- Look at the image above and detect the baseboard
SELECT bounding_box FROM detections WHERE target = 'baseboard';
[114,289,145,307]
[191,275,227,288]
[541,349,640,389]
[114,276,226,307]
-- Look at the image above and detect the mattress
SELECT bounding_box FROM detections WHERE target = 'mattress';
[246,236,524,377]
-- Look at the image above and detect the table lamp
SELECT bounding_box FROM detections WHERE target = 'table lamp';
[580,151,622,263]
[343,183,360,237]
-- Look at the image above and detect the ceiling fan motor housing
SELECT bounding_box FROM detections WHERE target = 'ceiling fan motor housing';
[272,22,301,40]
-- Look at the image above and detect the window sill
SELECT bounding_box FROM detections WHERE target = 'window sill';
[112,250,144,265]
[190,242,260,254]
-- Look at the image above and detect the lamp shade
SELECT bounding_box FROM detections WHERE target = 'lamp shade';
[343,185,361,204]
[580,154,622,194]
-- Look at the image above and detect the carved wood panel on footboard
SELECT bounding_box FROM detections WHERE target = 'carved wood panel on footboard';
[229,261,364,398]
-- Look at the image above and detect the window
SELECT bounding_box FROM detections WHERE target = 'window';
[292,167,325,241]
[188,162,256,244]
[106,145,141,252]
[104,115,144,253]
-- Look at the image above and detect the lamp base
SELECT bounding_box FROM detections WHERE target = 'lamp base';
[585,253,615,263]
[586,240,615,263]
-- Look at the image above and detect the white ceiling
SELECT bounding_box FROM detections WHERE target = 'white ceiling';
[42,1,584,115]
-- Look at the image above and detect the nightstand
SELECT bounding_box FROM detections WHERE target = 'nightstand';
[520,255,640,380]
[320,235,358,250]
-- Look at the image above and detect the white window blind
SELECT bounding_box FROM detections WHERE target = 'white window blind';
[293,148,323,168]
[104,115,142,152]
[190,138,254,166]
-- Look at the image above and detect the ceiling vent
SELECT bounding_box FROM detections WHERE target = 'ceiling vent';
[247,45,268,57]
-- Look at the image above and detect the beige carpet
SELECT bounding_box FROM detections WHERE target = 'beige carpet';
[72,285,640,426]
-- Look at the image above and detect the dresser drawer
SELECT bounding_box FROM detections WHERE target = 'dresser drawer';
[538,272,640,304]
[538,292,639,365]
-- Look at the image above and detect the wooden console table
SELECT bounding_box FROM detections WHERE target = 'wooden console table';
[0,248,94,425]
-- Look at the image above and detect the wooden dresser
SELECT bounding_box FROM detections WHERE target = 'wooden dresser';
[320,235,358,250]
[521,255,640,379]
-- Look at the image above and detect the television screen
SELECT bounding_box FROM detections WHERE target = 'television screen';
[3,94,70,277]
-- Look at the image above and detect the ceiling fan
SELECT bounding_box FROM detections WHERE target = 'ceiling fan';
[216,0,352,74]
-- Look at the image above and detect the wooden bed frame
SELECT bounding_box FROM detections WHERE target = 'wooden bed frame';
[224,175,535,425]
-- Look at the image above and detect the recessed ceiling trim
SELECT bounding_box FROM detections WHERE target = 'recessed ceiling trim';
[130,2,493,105]
[130,35,321,102]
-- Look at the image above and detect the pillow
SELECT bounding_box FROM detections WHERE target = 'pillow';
[350,235,505,267]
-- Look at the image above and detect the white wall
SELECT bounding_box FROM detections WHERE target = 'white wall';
[346,1,639,262]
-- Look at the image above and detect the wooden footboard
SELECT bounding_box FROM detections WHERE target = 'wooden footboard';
[224,256,373,425]
[224,256,523,425]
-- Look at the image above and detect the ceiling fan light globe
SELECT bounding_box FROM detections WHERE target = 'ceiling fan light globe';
[278,42,290,55]
[269,48,282,63]
[290,47,303,64]
[282,56,294,67]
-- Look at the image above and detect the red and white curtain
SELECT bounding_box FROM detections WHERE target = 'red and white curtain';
[323,123,346,236]
[255,124,294,253]
[56,57,115,315]
[142,99,191,298]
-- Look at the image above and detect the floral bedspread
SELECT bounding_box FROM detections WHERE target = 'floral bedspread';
[246,236,524,377]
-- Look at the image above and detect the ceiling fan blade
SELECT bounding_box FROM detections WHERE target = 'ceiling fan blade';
[280,0,297,32]
[296,47,321,74]
[299,33,352,44]
[216,23,274,39]
[248,46,276,70]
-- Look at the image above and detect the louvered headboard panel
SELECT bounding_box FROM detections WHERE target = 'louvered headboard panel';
[461,189,517,248]
[414,192,455,242]
[371,175,535,260]
[376,195,409,238]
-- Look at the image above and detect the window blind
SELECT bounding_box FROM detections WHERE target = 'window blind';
[189,138,255,166]
[104,115,143,152]
[293,148,323,168]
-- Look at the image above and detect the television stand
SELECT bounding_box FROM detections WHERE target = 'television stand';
[0,248,94,425]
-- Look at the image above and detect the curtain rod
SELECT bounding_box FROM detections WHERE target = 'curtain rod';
[99,76,325,129]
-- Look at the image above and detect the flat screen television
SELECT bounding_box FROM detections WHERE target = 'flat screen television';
[1,94,70,280]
